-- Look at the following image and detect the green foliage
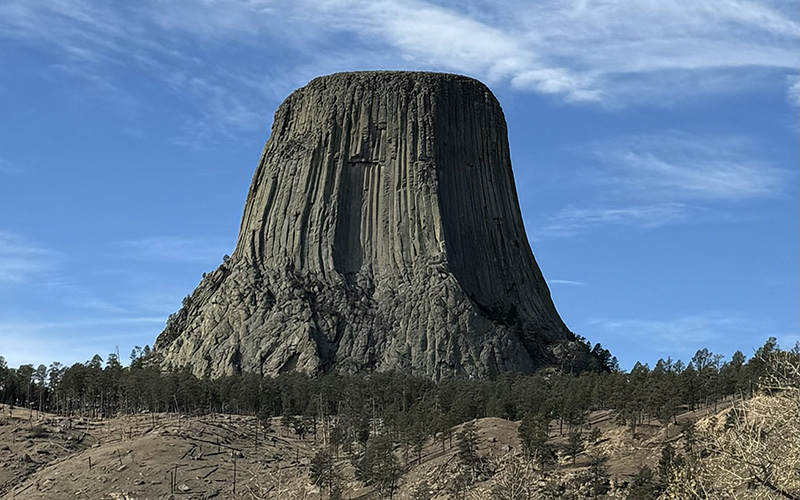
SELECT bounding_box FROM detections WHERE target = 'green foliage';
[0,338,795,500]
[565,428,583,464]
[657,347,800,499]
[586,447,609,498]
[657,443,685,486]
[257,406,272,432]
[456,420,480,467]
[681,421,698,460]
[281,414,297,436]
[627,465,658,500]
[354,434,401,496]
[309,448,341,500]
[588,426,601,444]
[518,412,552,466]
[591,343,616,372]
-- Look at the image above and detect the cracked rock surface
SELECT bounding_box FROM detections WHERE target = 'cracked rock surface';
[154,71,596,380]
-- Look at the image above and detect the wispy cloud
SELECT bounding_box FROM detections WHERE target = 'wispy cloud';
[548,279,587,286]
[0,316,165,368]
[150,0,798,103]
[533,203,695,239]
[788,75,800,106]
[0,316,165,332]
[1,0,796,143]
[118,236,232,264]
[776,333,800,352]
[0,264,198,367]
[590,133,790,200]
[161,71,266,148]
[0,0,273,146]
[531,131,788,239]
[0,157,22,175]
[592,313,761,354]
[0,231,60,283]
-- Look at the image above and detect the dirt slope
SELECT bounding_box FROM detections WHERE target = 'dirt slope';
[1,403,731,499]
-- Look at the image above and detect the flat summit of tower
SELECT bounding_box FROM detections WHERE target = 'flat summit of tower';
[154,71,600,380]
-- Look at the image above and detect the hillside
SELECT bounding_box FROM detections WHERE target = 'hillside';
[0,401,739,500]
[1,340,796,499]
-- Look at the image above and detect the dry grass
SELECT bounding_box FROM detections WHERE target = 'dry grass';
[1,393,792,500]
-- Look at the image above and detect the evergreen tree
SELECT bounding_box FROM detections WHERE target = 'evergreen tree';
[257,406,273,433]
[354,434,401,498]
[518,412,552,467]
[627,465,658,500]
[586,448,609,498]
[565,428,583,464]
[16,364,34,407]
[0,356,8,404]
[310,447,341,499]
[657,443,684,486]
[456,420,480,469]
[281,414,297,437]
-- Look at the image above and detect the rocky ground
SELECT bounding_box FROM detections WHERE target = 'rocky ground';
[1,405,320,499]
[0,402,730,499]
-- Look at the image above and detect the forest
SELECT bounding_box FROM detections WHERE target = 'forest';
[0,339,785,424]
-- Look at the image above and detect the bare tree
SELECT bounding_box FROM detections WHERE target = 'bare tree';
[660,349,800,500]
[236,464,312,500]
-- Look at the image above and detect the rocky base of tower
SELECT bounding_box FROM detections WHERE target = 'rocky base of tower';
[156,259,597,379]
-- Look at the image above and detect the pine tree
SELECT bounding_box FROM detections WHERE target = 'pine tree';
[565,428,583,464]
[586,447,609,498]
[518,412,552,467]
[456,420,480,469]
[628,465,658,500]
[354,434,401,499]
[310,448,341,499]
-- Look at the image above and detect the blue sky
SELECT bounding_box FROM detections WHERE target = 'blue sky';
[0,0,797,371]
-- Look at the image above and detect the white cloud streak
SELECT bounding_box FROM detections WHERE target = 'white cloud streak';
[118,236,232,264]
[0,316,164,368]
[788,75,800,106]
[548,279,588,286]
[533,203,695,239]
[0,231,60,283]
[592,313,761,354]
[589,132,790,201]
[0,0,796,143]
[0,158,22,175]
[531,131,788,239]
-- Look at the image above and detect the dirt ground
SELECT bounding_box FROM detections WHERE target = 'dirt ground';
[0,402,720,499]
[1,405,320,499]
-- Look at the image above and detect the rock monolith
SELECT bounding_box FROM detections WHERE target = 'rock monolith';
[154,71,597,380]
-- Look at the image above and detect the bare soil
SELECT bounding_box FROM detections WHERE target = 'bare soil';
[0,402,729,499]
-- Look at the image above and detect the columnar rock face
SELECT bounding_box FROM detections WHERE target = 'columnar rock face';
[154,71,596,380]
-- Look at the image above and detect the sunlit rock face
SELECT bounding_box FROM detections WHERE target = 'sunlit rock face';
[154,71,596,380]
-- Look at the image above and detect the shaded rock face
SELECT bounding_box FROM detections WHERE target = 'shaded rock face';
[155,71,594,380]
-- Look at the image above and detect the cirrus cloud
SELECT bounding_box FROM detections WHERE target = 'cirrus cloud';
[0,0,796,146]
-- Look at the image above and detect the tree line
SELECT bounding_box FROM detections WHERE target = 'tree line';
[0,338,788,433]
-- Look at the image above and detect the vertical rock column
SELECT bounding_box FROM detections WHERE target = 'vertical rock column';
[154,71,594,380]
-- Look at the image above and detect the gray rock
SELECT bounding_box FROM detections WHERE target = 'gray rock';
[154,71,598,380]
